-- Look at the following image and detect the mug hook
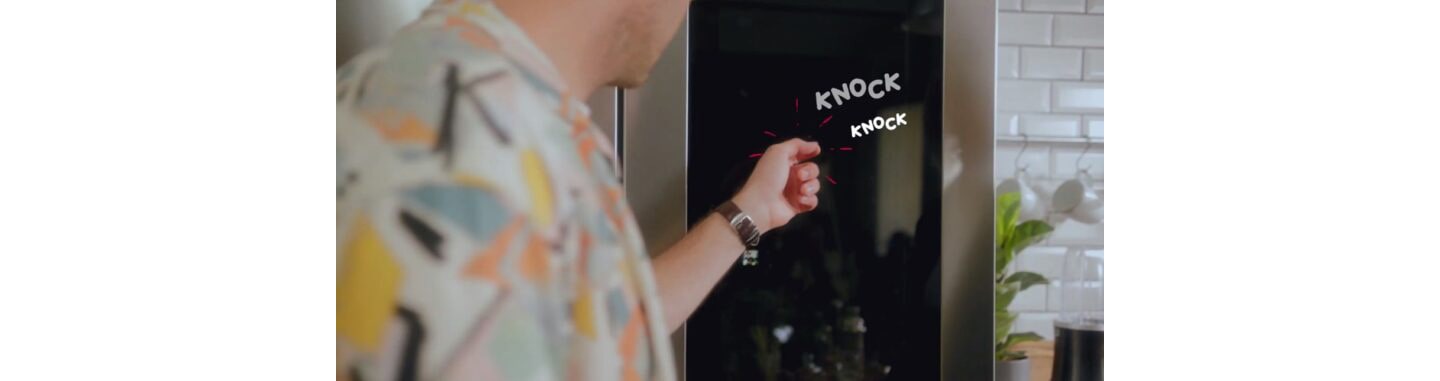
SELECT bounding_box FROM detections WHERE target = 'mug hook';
[1015,133,1030,173]
[1075,135,1094,173]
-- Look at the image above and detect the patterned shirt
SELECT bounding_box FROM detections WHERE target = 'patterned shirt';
[336,1,676,380]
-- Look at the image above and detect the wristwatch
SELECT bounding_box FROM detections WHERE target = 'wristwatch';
[716,200,761,266]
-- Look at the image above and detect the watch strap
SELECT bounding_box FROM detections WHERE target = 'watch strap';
[717,200,761,248]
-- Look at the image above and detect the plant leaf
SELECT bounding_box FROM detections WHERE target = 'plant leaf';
[995,310,1016,350]
[1006,220,1054,254]
[994,192,1054,360]
[997,350,1027,361]
[996,247,1015,274]
[995,282,1019,312]
[1005,332,1044,348]
[1004,271,1049,291]
[998,332,1044,360]
[996,192,1020,248]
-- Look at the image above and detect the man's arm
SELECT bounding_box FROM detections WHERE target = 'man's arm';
[650,139,822,332]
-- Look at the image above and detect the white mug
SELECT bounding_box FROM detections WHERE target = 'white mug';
[997,169,1045,221]
[1053,170,1103,224]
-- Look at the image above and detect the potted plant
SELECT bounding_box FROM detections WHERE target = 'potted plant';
[995,192,1055,381]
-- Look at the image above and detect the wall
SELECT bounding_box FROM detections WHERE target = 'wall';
[994,0,1104,341]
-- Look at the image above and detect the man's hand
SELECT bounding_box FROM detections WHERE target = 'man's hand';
[731,138,823,234]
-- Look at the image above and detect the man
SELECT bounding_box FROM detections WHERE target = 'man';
[336,0,823,379]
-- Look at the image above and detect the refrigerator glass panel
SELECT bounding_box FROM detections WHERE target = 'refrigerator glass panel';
[686,1,943,379]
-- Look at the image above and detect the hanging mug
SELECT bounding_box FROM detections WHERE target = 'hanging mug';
[997,168,1045,221]
[1053,169,1102,224]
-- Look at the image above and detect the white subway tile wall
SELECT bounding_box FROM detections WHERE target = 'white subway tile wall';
[998,46,1020,79]
[1046,218,1104,246]
[1021,47,1083,80]
[1054,15,1104,47]
[1023,0,1085,13]
[999,13,1053,45]
[1015,247,1068,278]
[998,80,1051,112]
[1052,145,1103,179]
[996,112,1020,136]
[1013,285,1049,312]
[997,3,1103,339]
[1053,81,1104,112]
[1083,48,1104,80]
[1020,113,1082,137]
[995,145,1052,178]
[1084,115,1103,138]
[1016,312,1061,340]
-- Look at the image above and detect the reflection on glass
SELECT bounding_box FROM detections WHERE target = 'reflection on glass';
[685,0,942,379]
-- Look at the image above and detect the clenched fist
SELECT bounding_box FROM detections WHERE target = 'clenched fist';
[730,138,823,234]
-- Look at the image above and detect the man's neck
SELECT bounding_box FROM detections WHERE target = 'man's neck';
[493,0,613,99]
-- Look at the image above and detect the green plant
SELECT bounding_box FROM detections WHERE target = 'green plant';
[995,192,1054,361]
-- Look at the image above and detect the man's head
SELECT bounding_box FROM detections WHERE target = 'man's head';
[602,0,688,88]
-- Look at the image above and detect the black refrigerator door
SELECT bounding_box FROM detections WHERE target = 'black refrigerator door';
[685,0,943,379]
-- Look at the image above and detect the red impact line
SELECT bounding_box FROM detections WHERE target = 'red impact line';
[825,175,837,185]
[763,130,777,137]
[749,153,763,158]
[819,115,833,127]
[838,147,853,151]
[794,98,798,112]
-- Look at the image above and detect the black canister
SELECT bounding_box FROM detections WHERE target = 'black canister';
[1051,319,1103,381]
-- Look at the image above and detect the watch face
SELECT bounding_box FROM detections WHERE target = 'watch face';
[685,0,942,379]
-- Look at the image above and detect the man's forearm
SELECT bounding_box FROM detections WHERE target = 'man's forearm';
[648,138,820,333]
[650,211,750,333]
